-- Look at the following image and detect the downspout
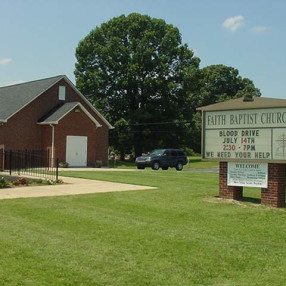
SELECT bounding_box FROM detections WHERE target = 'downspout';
[50,124,55,167]
[0,122,4,171]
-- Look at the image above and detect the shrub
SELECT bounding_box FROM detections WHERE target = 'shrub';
[0,177,9,188]
[59,162,69,168]
[182,147,200,156]
[95,160,102,168]
[18,178,28,185]
[47,179,63,185]
[12,180,20,186]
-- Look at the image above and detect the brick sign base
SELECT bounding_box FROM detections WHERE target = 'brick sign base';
[219,162,285,208]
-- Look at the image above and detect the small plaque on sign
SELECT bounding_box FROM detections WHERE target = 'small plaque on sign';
[227,162,268,188]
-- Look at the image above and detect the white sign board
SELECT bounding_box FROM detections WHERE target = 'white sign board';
[227,162,268,188]
[203,108,286,162]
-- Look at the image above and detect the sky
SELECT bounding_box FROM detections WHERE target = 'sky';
[0,0,285,99]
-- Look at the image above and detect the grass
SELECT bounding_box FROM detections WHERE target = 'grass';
[0,169,286,285]
[108,156,219,169]
[187,156,219,169]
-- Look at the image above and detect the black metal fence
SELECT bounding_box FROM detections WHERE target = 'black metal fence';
[0,149,58,181]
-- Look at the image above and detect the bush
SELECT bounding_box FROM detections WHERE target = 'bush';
[11,178,28,186]
[19,178,28,185]
[181,147,200,156]
[59,162,69,168]
[0,176,63,188]
[95,160,102,168]
[12,180,20,186]
[47,179,63,185]
[0,177,9,188]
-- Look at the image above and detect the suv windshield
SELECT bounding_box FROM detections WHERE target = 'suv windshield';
[149,149,165,156]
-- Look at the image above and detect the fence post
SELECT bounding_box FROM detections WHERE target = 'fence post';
[9,150,12,175]
[56,158,59,181]
[0,148,3,171]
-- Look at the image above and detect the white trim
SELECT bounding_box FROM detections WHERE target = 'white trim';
[62,76,114,129]
[37,102,102,127]
[50,124,55,167]
[59,85,66,100]
[4,75,113,129]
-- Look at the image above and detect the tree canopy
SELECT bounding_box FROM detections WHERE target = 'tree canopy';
[188,65,261,152]
[75,13,200,156]
[198,64,261,107]
[75,13,261,156]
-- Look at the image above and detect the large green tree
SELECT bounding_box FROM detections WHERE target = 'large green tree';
[198,64,261,107]
[189,64,261,152]
[75,13,200,156]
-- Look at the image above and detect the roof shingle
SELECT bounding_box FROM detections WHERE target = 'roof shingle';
[197,96,286,111]
[0,75,64,121]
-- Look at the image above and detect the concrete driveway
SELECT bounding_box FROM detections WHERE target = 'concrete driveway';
[0,167,217,200]
[0,175,156,200]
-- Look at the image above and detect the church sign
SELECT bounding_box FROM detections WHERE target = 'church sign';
[227,162,268,188]
[197,97,286,207]
[202,108,286,162]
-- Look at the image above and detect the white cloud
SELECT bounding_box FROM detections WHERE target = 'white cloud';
[249,26,267,33]
[0,58,12,65]
[222,16,245,32]
[0,79,25,87]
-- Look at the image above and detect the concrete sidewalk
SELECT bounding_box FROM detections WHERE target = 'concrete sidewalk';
[0,176,156,200]
[58,167,138,172]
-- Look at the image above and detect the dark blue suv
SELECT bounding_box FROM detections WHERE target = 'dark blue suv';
[135,149,188,171]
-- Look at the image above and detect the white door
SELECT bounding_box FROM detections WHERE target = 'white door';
[66,136,87,167]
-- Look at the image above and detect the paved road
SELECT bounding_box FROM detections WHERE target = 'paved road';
[58,167,219,173]
[183,168,219,173]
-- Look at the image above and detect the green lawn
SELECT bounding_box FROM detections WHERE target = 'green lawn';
[0,169,286,285]
[109,156,219,169]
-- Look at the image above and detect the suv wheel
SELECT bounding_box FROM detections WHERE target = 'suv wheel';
[152,162,160,170]
[176,162,183,171]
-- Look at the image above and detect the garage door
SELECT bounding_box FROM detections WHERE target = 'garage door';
[66,136,87,167]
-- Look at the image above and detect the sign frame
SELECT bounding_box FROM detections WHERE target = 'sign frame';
[201,107,286,163]
[227,162,268,188]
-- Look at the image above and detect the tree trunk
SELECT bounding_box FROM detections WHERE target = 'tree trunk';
[120,149,125,161]
[134,129,143,158]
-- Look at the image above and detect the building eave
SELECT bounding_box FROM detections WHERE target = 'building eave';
[63,76,114,129]
[38,102,102,127]
[4,75,66,122]
[197,96,286,112]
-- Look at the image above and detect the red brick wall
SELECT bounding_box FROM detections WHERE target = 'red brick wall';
[261,163,285,208]
[44,78,110,165]
[0,146,4,171]
[94,125,109,165]
[0,126,4,148]
[0,77,110,166]
[55,110,97,166]
[57,78,109,127]
[0,81,63,150]
[41,108,108,166]
[219,162,285,208]
[219,162,243,200]
[1,96,43,150]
